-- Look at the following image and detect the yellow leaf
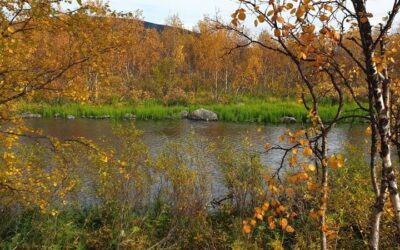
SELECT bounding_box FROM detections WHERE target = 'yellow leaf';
[307,164,316,172]
[296,9,305,18]
[365,126,372,136]
[238,12,246,21]
[262,202,270,211]
[288,156,298,167]
[267,10,275,16]
[286,3,294,9]
[303,147,313,157]
[304,24,315,33]
[243,224,251,234]
[280,218,288,229]
[231,18,238,27]
[274,29,282,37]
[277,205,286,213]
[323,5,333,12]
[328,155,344,169]
[319,15,329,22]
[258,15,266,23]
[286,187,295,195]
[268,218,276,229]
[286,225,295,233]
[101,155,108,163]
[307,181,319,191]
[299,52,307,60]
[276,16,285,24]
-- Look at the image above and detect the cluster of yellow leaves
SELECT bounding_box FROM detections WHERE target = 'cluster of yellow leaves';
[0,133,81,214]
[231,8,246,27]
[372,48,397,73]
[326,154,344,169]
[288,172,309,184]
[242,171,298,235]
[243,198,295,234]
[263,128,346,230]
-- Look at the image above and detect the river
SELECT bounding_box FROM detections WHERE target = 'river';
[26,119,368,167]
[24,119,368,203]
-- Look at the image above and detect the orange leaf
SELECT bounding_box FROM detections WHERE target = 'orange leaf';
[286,225,295,233]
[280,218,288,229]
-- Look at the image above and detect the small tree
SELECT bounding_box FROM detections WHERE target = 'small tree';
[0,0,126,213]
[224,1,400,249]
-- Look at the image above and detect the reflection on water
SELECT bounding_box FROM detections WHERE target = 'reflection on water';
[26,119,368,167]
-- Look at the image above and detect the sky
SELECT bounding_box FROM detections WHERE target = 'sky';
[107,0,399,30]
[107,0,238,28]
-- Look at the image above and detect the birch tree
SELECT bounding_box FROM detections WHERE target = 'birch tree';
[225,0,400,249]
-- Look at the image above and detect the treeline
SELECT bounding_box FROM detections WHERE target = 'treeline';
[6,3,400,107]
[31,13,301,105]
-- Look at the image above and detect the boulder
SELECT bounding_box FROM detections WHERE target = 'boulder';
[67,115,75,120]
[17,112,42,119]
[54,113,60,118]
[179,110,189,119]
[97,115,110,119]
[188,108,218,121]
[281,116,297,124]
[124,113,136,120]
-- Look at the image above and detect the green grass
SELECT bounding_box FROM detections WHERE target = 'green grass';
[18,100,367,123]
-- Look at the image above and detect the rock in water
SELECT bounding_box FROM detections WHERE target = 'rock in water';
[179,110,189,119]
[124,113,136,120]
[17,112,42,119]
[67,115,75,120]
[281,116,297,124]
[188,108,218,121]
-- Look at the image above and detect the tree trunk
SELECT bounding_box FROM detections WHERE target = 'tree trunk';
[352,1,400,248]
[369,85,380,198]
[320,134,328,250]
[225,69,228,94]
[370,122,379,197]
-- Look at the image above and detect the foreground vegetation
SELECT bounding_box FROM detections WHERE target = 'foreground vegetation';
[19,99,366,123]
[0,127,398,249]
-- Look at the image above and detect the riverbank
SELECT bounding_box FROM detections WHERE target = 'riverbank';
[18,101,366,123]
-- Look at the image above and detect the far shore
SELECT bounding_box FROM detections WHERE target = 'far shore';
[18,100,367,124]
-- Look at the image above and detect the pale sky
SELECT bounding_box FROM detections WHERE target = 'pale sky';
[108,0,238,28]
[107,0,399,30]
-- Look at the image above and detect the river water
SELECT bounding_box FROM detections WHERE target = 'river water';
[26,119,367,166]
[23,119,368,205]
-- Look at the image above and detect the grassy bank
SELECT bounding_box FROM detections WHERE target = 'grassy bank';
[18,100,366,123]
